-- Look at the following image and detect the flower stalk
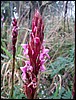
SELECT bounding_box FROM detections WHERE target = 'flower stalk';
[10,18,18,98]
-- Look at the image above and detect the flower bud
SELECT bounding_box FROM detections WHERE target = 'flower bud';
[12,18,18,53]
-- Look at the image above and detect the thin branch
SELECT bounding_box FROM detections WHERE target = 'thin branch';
[18,27,32,32]
[64,1,68,32]
[39,1,56,11]
[10,51,15,98]
[18,9,30,26]
[40,1,56,15]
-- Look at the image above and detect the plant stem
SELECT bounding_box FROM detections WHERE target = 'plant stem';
[10,47,16,98]
[33,72,40,99]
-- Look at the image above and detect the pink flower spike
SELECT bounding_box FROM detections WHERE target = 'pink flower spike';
[40,65,46,72]
[20,10,50,99]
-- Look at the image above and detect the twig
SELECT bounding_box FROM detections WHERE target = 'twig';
[18,27,32,32]
[18,9,30,26]
[39,1,56,12]
[64,1,68,32]
[1,96,7,99]
[47,72,69,94]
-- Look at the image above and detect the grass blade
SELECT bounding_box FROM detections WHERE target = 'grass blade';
[1,46,12,59]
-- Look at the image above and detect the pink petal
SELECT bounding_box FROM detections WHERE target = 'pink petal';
[20,66,27,73]
[21,44,28,49]
[45,53,50,59]
[22,73,26,81]
[27,65,33,72]
[41,40,45,46]
[32,50,34,55]
[43,48,49,53]
[39,53,44,60]
[21,44,28,55]
[40,59,45,65]
[34,26,37,33]
[30,32,34,39]
[25,61,30,65]
[40,65,46,72]
[23,49,28,55]
[26,55,29,59]
[34,37,40,44]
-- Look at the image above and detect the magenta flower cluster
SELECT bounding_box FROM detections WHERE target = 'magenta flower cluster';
[12,18,18,54]
[20,10,50,99]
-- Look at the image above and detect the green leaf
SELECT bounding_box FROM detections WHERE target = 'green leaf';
[16,45,22,55]
[1,46,12,59]
[53,84,60,99]
[12,85,27,99]
[62,88,72,99]
[1,53,9,59]
[1,40,7,48]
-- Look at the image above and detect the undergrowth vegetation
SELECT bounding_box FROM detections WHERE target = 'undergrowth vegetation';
[1,1,75,99]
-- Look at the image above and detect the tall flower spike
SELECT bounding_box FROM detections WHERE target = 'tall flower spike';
[12,18,18,54]
[20,9,50,99]
[11,18,18,97]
